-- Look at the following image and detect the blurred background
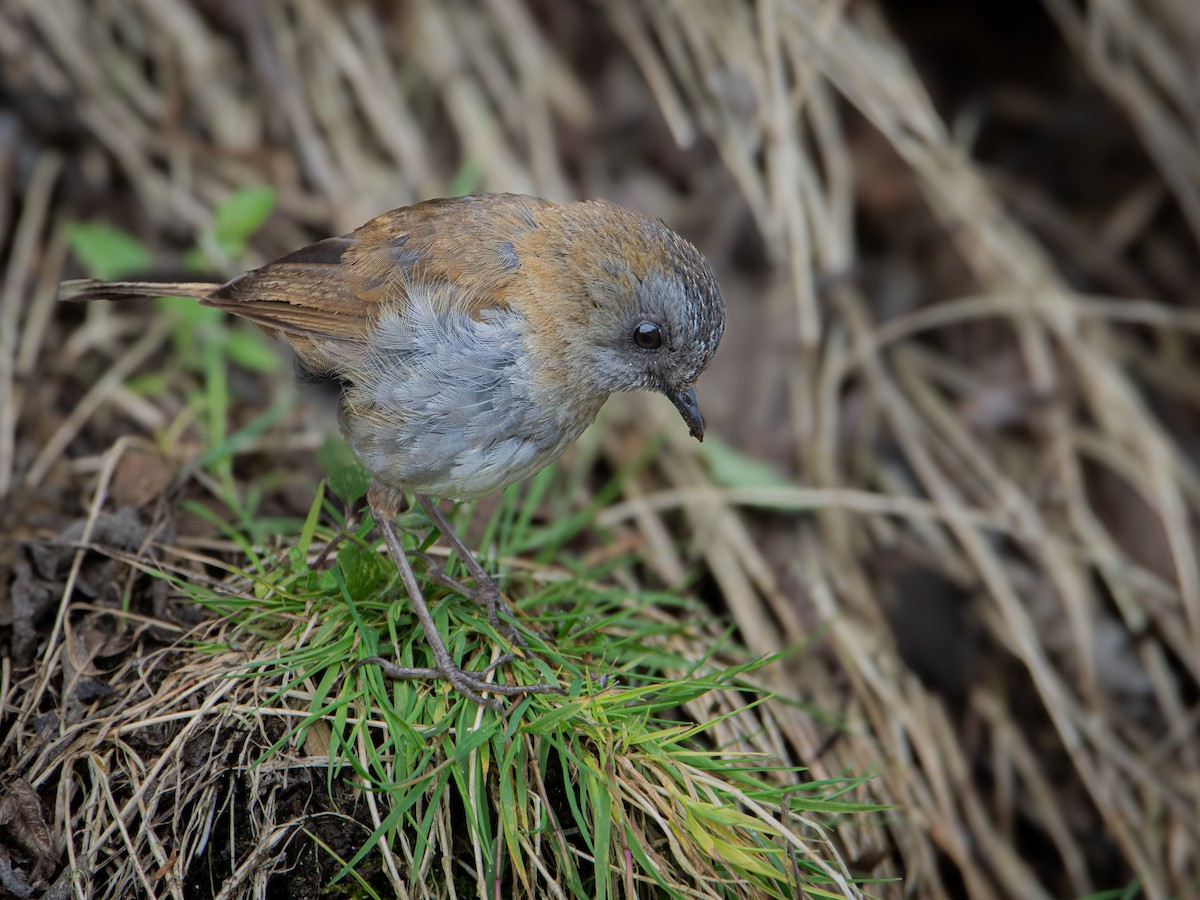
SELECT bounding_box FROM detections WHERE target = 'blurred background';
[3,0,1199,896]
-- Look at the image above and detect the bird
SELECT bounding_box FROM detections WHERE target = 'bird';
[60,192,726,709]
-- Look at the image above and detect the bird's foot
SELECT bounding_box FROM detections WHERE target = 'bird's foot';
[359,653,564,711]
[367,486,560,711]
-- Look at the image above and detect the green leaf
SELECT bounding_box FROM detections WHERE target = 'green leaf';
[701,435,793,490]
[224,328,281,373]
[319,435,371,505]
[66,223,152,280]
[337,541,387,597]
[124,372,171,397]
[182,246,210,274]
[213,186,277,257]
[447,159,483,197]
[155,295,224,327]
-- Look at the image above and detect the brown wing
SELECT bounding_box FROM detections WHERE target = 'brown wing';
[202,236,367,340]
[200,193,556,344]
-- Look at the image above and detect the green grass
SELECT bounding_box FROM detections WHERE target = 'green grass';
[157,447,880,898]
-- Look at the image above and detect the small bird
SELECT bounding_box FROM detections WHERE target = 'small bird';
[60,192,726,709]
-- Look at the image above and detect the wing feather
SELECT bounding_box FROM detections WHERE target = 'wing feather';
[199,194,552,345]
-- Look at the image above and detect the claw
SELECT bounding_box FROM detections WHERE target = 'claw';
[364,484,563,710]
[359,655,564,711]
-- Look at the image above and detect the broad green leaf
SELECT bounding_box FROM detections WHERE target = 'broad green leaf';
[337,541,387,596]
[213,186,277,257]
[319,435,371,505]
[66,222,151,280]
[701,435,793,490]
[447,159,483,197]
[224,328,281,373]
[124,372,170,396]
[155,295,224,327]
[182,246,210,274]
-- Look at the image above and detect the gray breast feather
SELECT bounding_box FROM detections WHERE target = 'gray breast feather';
[325,296,576,499]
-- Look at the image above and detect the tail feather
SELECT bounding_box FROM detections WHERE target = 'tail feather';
[58,279,222,304]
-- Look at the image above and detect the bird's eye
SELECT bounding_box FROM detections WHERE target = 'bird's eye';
[632,321,663,350]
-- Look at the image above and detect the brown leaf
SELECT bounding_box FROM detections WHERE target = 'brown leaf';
[0,779,53,864]
[110,445,174,508]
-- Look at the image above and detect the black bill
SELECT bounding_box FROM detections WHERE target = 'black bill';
[668,385,705,441]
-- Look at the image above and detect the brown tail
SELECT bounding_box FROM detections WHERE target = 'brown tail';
[58,279,222,304]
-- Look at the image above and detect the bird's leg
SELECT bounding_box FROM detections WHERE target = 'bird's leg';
[415,499,557,647]
[360,483,560,709]
[413,494,532,644]
[404,549,511,630]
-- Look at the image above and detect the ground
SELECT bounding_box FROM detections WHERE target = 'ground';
[2,1,1199,897]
